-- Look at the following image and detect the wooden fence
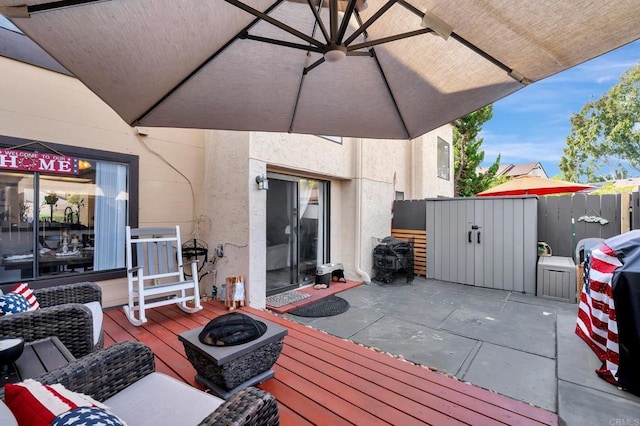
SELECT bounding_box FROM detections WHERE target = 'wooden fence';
[537,193,625,258]
[392,192,640,274]
[390,228,427,276]
[392,200,427,275]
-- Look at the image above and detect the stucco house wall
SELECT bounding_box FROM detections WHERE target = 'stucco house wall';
[0,57,207,307]
[0,55,454,310]
[204,131,454,309]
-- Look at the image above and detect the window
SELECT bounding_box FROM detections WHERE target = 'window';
[437,137,450,180]
[0,137,138,286]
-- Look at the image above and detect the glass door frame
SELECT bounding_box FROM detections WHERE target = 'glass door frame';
[265,172,329,296]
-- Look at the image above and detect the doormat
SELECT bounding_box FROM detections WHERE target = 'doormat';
[289,295,349,317]
[266,290,310,308]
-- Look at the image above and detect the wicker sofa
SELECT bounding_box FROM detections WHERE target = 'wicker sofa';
[0,282,103,358]
[0,341,280,425]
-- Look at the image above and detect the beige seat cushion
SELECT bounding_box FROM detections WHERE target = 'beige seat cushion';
[104,372,223,425]
[83,301,103,346]
[0,399,18,426]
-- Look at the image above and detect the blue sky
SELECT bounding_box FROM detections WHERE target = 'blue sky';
[480,40,640,179]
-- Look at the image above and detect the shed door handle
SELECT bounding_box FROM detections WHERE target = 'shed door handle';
[468,231,472,243]
[477,232,481,244]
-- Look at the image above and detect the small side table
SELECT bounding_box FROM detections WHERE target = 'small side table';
[179,313,287,399]
[0,337,75,386]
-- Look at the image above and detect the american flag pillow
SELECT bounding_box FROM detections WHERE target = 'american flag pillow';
[52,407,126,426]
[4,379,110,425]
[10,282,40,311]
[0,292,31,315]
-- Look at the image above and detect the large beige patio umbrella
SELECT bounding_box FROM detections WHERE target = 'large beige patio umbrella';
[1,0,639,139]
[476,175,593,197]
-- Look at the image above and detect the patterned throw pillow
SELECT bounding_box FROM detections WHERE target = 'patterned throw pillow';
[52,407,126,426]
[0,292,31,315]
[3,379,110,425]
[11,282,40,311]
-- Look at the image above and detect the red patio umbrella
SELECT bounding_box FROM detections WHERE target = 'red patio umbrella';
[476,175,593,197]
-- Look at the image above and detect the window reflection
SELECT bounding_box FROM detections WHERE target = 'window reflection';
[1,157,128,283]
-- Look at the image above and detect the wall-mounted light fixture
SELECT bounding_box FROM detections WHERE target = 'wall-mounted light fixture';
[256,175,269,190]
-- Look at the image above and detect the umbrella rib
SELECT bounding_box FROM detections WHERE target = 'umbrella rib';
[369,48,410,139]
[306,0,330,43]
[343,0,397,46]
[304,57,326,74]
[336,0,358,44]
[241,33,324,53]
[352,11,409,139]
[348,28,432,51]
[225,0,324,48]
[289,67,309,133]
[133,0,285,126]
[396,0,531,84]
[23,0,107,14]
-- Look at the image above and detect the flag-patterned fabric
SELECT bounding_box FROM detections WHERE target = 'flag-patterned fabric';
[4,379,108,425]
[576,243,623,385]
[51,407,126,426]
[11,282,40,311]
[0,292,31,315]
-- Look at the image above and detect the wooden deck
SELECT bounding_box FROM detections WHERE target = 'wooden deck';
[102,300,558,425]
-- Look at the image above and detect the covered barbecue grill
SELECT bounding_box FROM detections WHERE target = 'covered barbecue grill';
[372,236,414,284]
[576,230,640,396]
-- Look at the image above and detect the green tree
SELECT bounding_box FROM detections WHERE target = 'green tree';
[453,105,502,196]
[559,63,640,182]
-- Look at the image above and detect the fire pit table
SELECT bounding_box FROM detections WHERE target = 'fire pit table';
[178,313,287,399]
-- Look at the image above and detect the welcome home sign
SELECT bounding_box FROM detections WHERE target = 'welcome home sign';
[0,149,78,175]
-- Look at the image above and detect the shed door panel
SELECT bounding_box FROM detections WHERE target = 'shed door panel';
[426,198,536,294]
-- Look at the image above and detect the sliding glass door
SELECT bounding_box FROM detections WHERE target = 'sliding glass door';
[266,174,327,296]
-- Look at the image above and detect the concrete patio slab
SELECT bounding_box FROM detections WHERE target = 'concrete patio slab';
[347,315,479,375]
[557,312,640,401]
[558,380,640,426]
[285,303,385,340]
[461,342,557,412]
[439,297,557,358]
[282,277,640,424]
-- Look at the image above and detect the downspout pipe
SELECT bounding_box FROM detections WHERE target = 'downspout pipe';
[355,138,372,284]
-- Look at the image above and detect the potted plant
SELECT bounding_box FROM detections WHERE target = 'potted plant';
[43,194,59,222]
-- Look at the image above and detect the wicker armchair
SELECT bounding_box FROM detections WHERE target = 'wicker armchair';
[0,341,280,426]
[0,282,103,358]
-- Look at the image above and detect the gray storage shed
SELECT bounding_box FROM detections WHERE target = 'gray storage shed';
[425,197,538,294]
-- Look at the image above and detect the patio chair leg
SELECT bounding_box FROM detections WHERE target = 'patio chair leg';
[123,305,147,326]
[177,300,202,314]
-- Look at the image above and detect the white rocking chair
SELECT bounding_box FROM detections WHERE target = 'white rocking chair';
[123,225,202,326]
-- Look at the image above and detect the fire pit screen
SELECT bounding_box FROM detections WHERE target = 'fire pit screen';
[199,313,267,347]
[372,237,414,284]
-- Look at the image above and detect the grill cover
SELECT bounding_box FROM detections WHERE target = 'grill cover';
[199,313,267,347]
[576,230,640,395]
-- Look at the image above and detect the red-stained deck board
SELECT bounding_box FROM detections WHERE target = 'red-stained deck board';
[276,350,452,425]
[269,317,532,425]
[101,300,558,426]
[276,403,315,426]
[281,338,493,425]
[260,375,354,425]
[245,307,557,426]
